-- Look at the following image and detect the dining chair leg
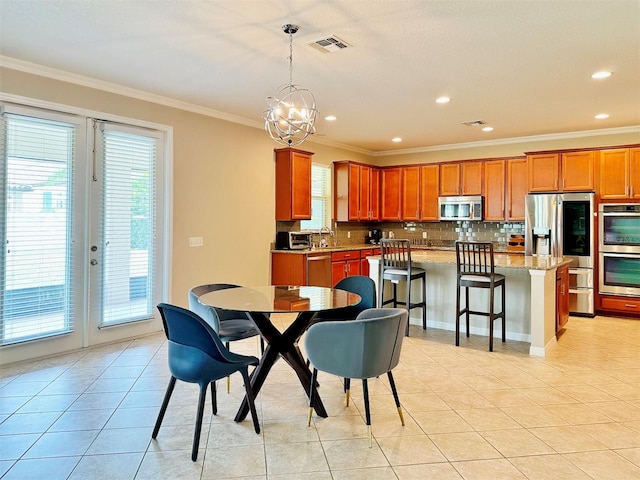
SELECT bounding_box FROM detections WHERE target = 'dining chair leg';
[308,368,318,427]
[241,369,260,434]
[362,379,372,448]
[210,381,217,415]
[344,378,351,407]
[152,376,176,439]
[225,342,232,393]
[192,384,207,461]
[387,371,405,426]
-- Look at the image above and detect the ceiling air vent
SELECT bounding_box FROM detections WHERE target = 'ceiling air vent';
[308,35,351,53]
[461,120,487,127]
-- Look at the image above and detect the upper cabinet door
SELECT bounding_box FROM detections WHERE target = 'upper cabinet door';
[348,163,361,220]
[419,164,439,221]
[631,148,640,199]
[598,149,629,199]
[401,166,421,221]
[562,151,594,191]
[359,165,372,220]
[275,147,313,220]
[381,167,402,220]
[370,167,381,220]
[439,163,460,196]
[461,161,483,195]
[483,159,505,221]
[507,158,528,220]
[528,153,560,192]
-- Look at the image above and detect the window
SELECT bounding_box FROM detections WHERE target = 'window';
[301,164,331,231]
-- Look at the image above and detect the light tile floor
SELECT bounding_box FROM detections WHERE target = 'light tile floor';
[1,314,639,479]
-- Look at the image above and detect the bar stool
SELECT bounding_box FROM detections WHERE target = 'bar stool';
[377,239,427,335]
[455,241,506,351]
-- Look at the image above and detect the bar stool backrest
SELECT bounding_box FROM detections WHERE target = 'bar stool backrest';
[380,239,412,271]
[455,241,496,277]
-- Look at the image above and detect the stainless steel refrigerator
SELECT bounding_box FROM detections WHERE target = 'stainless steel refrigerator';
[525,192,596,316]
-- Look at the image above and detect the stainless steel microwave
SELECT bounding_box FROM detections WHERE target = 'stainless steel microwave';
[438,196,483,221]
[276,231,312,250]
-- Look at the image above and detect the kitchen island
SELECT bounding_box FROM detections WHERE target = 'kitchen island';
[367,250,572,357]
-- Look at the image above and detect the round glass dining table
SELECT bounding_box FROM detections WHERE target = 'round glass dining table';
[199,285,361,421]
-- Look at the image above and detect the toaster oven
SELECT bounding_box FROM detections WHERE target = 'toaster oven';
[276,231,312,250]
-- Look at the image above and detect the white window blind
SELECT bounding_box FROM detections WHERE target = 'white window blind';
[301,164,331,231]
[0,113,77,345]
[98,124,157,327]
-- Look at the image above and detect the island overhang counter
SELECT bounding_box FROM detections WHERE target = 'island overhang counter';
[366,250,573,357]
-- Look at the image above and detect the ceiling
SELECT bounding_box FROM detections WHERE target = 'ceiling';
[1,0,639,154]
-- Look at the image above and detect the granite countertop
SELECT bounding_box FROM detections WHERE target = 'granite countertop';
[272,244,567,270]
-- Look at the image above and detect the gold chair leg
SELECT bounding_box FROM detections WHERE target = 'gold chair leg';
[307,407,313,427]
[368,425,372,448]
[397,406,405,426]
[345,389,350,407]
[226,376,230,394]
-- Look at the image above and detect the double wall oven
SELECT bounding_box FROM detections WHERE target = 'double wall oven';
[599,204,640,297]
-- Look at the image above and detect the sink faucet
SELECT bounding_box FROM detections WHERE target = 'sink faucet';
[319,226,331,248]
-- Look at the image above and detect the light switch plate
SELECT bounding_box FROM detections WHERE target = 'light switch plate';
[189,237,204,247]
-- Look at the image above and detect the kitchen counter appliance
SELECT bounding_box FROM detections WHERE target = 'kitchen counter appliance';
[276,231,312,250]
[525,192,595,316]
[598,203,640,297]
[438,196,483,221]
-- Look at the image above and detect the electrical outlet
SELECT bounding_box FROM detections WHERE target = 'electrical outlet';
[347,231,351,238]
[189,237,203,247]
[422,232,427,239]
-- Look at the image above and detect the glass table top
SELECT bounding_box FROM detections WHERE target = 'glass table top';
[198,285,361,313]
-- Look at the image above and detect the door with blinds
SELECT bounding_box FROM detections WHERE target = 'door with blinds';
[88,121,164,345]
[0,105,165,363]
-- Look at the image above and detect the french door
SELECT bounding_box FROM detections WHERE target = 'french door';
[0,104,166,364]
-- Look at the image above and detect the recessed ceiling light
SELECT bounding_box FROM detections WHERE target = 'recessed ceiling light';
[595,113,609,119]
[392,137,402,143]
[482,126,494,132]
[436,97,451,104]
[591,71,612,79]
[324,115,337,121]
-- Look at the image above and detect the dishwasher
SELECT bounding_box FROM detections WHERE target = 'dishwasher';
[306,253,332,287]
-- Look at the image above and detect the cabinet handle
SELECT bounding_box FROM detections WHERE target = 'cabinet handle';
[625,304,637,308]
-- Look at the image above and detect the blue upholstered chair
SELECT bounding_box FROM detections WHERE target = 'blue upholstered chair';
[152,303,260,461]
[316,275,377,321]
[304,307,408,447]
[189,283,264,391]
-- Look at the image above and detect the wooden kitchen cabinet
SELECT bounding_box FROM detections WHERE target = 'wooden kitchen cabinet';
[483,159,505,221]
[562,151,594,191]
[528,153,560,192]
[381,167,402,221]
[598,148,640,200]
[420,164,440,221]
[599,295,640,317]
[334,161,380,221]
[507,157,528,220]
[331,250,361,285]
[359,248,379,277]
[271,252,331,287]
[439,163,460,196]
[556,265,569,332]
[461,161,483,195]
[401,166,421,221]
[275,147,313,220]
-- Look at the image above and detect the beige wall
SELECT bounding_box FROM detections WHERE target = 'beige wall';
[2,67,639,308]
[0,68,368,307]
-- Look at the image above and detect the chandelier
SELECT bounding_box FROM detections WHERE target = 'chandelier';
[263,24,318,147]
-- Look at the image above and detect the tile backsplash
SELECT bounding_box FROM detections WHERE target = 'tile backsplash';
[277,220,525,249]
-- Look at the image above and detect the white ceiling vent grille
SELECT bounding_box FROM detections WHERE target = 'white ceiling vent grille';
[308,35,351,53]
[461,120,487,127]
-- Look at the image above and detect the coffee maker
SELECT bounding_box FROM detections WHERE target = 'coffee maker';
[367,228,383,244]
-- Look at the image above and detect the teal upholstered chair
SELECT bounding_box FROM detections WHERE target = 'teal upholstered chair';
[153,303,260,461]
[189,283,264,392]
[304,307,408,447]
